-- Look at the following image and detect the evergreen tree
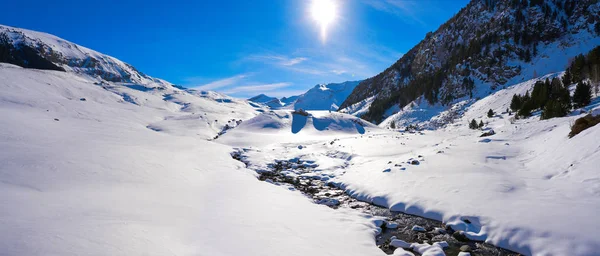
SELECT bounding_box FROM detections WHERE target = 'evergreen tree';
[562,69,572,86]
[469,119,478,129]
[524,48,532,62]
[518,99,534,118]
[487,109,495,118]
[390,121,396,129]
[573,81,592,108]
[479,120,484,128]
[510,94,522,111]
[541,100,569,119]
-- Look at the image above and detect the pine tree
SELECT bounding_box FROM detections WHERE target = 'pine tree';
[479,120,484,128]
[510,94,522,111]
[469,119,478,129]
[573,81,592,108]
[562,69,572,86]
[390,121,396,129]
[541,100,569,119]
[518,99,533,118]
[487,109,495,118]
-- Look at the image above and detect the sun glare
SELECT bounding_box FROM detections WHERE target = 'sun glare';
[310,0,338,42]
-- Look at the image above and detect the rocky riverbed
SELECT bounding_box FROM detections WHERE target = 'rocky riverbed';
[231,149,520,256]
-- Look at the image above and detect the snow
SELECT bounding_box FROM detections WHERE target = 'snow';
[248,81,360,111]
[392,248,415,256]
[411,225,426,232]
[389,239,411,249]
[294,81,360,111]
[0,24,167,85]
[219,73,600,255]
[340,95,377,117]
[3,23,600,256]
[0,65,383,256]
[411,242,446,256]
[248,94,286,108]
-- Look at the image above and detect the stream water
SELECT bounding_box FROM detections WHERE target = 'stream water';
[231,149,520,256]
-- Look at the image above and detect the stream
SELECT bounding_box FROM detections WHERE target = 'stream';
[231,149,520,256]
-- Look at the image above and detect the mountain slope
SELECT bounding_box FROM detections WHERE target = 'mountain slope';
[340,0,600,124]
[0,24,166,85]
[294,81,360,111]
[248,81,360,111]
[248,94,286,108]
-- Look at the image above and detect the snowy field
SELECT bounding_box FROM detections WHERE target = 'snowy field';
[217,76,600,255]
[1,62,600,256]
[0,64,383,256]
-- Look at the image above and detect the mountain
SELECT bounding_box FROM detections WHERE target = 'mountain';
[0,24,167,85]
[249,81,360,111]
[0,24,261,139]
[294,81,360,111]
[248,94,286,108]
[339,0,600,124]
[280,95,299,105]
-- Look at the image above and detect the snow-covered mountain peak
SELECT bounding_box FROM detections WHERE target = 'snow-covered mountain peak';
[293,80,360,111]
[0,24,166,85]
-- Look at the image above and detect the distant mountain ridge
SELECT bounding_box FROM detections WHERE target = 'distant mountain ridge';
[294,81,360,111]
[249,81,360,111]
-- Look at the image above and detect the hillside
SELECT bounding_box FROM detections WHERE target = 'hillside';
[340,0,600,124]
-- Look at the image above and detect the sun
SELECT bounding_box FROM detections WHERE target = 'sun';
[310,0,338,41]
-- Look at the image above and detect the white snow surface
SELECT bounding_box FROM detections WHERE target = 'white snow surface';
[3,24,600,256]
[218,73,600,255]
[293,81,360,111]
[0,64,385,256]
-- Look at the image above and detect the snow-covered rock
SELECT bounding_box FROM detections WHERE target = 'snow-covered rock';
[411,225,426,232]
[386,222,399,229]
[389,239,411,249]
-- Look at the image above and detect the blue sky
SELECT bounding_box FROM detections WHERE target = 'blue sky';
[1,0,468,98]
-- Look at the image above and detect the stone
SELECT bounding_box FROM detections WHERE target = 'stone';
[389,239,411,249]
[412,225,426,232]
[453,231,470,242]
[433,227,446,234]
[460,244,472,252]
[386,222,399,229]
[316,198,340,206]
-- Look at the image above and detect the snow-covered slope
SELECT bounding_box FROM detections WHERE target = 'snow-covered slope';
[0,24,266,139]
[223,71,600,255]
[340,0,600,123]
[294,81,360,111]
[249,94,279,104]
[0,24,165,84]
[218,110,377,147]
[0,63,386,256]
[248,94,286,109]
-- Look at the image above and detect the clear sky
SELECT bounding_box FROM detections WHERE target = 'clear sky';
[1,0,469,98]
